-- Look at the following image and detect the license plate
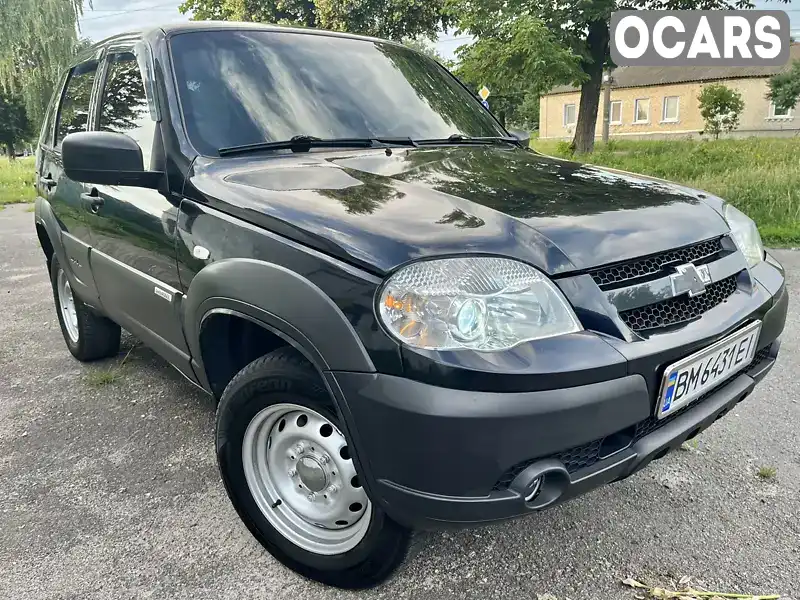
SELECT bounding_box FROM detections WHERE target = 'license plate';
[657,321,762,419]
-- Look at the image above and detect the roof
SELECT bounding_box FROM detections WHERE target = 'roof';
[87,21,394,51]
[546,43,800,95]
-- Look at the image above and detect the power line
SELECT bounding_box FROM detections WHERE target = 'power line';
[437,36,473,44]
[80,2,181,22]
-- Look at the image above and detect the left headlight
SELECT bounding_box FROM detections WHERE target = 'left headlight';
[724,204,764,268]
[378,257,582,352]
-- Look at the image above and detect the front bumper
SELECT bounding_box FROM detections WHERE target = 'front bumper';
[328,261,788,530]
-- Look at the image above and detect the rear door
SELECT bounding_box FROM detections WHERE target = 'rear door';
[39,57,103,304]
[87,43,191,371]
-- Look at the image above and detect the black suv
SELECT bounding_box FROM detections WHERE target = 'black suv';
[34,22,787,589]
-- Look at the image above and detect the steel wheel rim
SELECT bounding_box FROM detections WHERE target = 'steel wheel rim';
[57,269,79,343]
[242,403,371,555]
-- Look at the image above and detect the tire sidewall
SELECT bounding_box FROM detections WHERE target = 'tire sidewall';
[216,361,405,579]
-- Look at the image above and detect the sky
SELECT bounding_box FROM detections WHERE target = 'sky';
[77,0,470,59]
[78,0,799,59]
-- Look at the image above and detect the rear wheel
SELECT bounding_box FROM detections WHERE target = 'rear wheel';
[50,255,121,361]
[216,347,410,589]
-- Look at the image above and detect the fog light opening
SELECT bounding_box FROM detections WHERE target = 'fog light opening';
[523,477,543,502]
[599,425,635,459]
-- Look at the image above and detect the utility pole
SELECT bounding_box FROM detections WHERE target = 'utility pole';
[602,71,613,144]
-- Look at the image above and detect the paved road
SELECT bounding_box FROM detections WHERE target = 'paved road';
[1,203,798,600]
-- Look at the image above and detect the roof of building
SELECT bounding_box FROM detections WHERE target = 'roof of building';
[546,43,800,95]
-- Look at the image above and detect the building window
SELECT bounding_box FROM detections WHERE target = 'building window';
[769,102,793,119]
[610,100,622,124]
[634,98,650,123]
[662,96,679,122]
[563,103,577,126]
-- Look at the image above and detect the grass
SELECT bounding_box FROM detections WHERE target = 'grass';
[85,369,123,387]
[0,157,36,206]
[680,438,700,452]
[532,137,800,247]
[83,344,139,388]
[757,465,777,480]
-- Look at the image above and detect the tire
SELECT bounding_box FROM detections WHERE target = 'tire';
[50,255,121,362]
[216,347,410,589]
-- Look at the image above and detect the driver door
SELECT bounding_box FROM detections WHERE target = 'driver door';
[86,43,191,373]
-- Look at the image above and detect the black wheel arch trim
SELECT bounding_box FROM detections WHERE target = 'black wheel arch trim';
[35,199,68,271]
[192,303,383,510]
[183,258,376,375]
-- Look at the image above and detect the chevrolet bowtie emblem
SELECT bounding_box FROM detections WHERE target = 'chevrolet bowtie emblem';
[670,263,712,297]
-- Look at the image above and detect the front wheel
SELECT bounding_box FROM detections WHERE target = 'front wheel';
[216,347,410,589]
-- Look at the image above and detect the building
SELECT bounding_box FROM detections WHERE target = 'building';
[539,44,800,140]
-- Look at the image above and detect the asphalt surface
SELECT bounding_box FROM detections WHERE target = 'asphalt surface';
[1,202,798,600]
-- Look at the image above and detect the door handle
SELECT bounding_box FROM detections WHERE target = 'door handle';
[81,190,104,213]
[39,175,57,191]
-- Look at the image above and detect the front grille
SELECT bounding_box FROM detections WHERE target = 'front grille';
[590,237,725,289]
[492,343,773,490]
[619,274,738,333]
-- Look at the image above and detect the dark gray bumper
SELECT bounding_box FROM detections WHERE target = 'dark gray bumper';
[329,264,787,530]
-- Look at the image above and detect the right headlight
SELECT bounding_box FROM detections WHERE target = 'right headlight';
[378,257,582,352]
[724,204,764,268]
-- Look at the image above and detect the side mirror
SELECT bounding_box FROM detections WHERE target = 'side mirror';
[508,129,531,148]
[62,131,162,188]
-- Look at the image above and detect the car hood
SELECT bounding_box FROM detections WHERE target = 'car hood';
[187,146,730,276]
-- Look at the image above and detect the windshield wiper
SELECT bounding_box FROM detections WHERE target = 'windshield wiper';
[218,135,418,157]
[415,133,521,147]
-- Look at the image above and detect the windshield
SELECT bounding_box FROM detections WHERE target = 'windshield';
[169,30,506,155]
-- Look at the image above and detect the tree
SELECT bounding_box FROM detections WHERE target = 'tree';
[448,0,788,154]
[698,83,745,140]
[0,0,86,132]
[767,59,800,113]
[180,0,449,40]
[0,89,32,160]
[453,16,581,129]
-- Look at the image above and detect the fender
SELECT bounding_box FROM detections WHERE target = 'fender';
[183,259,382,502]
[183,258,376,377]
[35,197,102,307]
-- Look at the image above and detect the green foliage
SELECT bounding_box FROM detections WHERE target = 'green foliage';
[0,89,32,157]
[0,0,86,132]
[532,137,800,247]
[698,84,745,140]
[180,0,449,40]
[453,16,581,129]
[768,59,800,113]
[0,156,36,205]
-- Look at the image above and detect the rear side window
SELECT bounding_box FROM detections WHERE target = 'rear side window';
[99,51,157,168]
[55,61,99,148]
